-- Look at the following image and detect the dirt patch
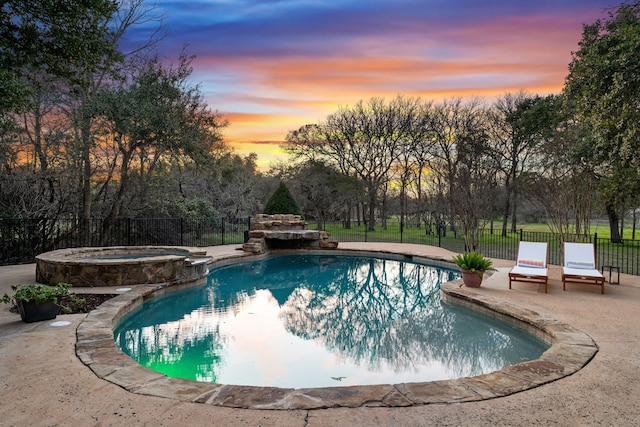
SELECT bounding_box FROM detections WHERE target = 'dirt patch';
[59,293,118,314]
[6,293,118,316]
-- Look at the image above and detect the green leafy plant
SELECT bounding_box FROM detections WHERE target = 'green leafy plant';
[2,283,84,313]
[264,181,302,216]
[452,251,496,278]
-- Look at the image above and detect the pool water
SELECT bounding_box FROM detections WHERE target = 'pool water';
[113,254,549,388]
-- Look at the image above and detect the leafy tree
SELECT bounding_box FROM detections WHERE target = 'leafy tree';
[564,1,640,242]
[0,0,118,111]
[174,152,264,220]
[92,53,227,241]
[285,160,363,228]
[489,92,560,236]
[264,182,302,216]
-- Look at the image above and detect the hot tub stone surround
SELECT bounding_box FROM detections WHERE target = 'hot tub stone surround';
[242,214,338,254]
[36,246,211,287]
[76,255,597,410]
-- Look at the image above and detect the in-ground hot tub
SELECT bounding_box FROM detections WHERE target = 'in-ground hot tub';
[35,246,211,287]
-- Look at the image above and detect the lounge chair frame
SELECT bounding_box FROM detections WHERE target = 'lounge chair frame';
[562,242,606,294]
[509,241,549,293]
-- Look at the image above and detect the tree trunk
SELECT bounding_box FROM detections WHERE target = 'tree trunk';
[510,188,518,233]
[101,148,131,245]
[606,203,622,243]
[367,195,376,232]
[400,182,406,234]
[80,117,93,247]
[501,190,510,237]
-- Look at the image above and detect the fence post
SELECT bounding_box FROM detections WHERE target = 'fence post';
[180,218,184,246]
[400,220,403,244]
[41,218,46,253]
[221,218,225,245]
[127,218,131,246]
[519,229,523,241]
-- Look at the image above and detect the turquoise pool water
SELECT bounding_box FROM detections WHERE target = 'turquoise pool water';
[113,253,549,388]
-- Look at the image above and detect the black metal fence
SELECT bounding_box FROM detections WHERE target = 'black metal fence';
[2,217,638,276]
[0,217,251,265]
[315,221,640,276]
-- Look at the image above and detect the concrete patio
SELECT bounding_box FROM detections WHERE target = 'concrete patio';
[1,242,639,426]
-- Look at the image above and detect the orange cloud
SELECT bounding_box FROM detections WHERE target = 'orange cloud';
[187,3,612,170]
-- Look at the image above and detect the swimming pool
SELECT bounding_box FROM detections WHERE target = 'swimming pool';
[113,253,549,388]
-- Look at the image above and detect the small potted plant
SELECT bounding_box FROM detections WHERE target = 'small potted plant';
[452,251,496,287]
[2,283,81,323]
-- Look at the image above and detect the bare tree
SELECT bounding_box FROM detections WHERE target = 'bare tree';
[396,100,435,231]
[286,96,422,231]
[524,120,596,241]
[429,98,495,250]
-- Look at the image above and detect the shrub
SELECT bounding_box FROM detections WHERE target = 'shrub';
[264,181,302,216]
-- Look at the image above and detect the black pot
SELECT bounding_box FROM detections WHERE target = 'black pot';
[17,300,60,323]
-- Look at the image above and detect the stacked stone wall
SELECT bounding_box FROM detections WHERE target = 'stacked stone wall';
[242,214,338,254]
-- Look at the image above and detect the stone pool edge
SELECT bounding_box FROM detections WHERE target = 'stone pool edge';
[75,254,598,411]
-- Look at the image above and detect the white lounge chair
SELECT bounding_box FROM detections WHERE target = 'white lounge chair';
[509,241,549,293]
[562,242,605,294]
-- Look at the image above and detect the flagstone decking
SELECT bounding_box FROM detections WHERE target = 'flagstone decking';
[1,242,639,426]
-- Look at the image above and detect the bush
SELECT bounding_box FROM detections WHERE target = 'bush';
[452,251,495,273]
[264,182,302,216]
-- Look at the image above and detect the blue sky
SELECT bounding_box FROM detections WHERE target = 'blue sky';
[126,0,617,167]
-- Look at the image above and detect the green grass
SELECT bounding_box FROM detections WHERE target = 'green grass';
[317,220,639,275]
[321,220,639,242]
[491,221,639,240]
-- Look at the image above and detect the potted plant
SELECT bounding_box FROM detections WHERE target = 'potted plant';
[1,283,81,323]
[452,251,495,287]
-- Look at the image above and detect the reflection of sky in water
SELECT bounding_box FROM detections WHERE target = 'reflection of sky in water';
[114,254,549,388]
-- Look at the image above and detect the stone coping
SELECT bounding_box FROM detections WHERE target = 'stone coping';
[36,246,208,264]
[76,251,597,410]
[36,246,212,287]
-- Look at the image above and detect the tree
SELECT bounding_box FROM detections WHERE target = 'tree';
[489,92,559,236]
[446,103,496,251]
[428,97,492,242]
[285,96,422,230]
[523,119,597,241]
[564,1,640,242]
[93,53,227,241]
[264,182,302,216]
[288,160,363,228]
[395,100,435,231]
[0,0,118,112]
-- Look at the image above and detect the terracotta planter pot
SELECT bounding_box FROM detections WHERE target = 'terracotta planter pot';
[461,269,484,288]
[17,300,59,323]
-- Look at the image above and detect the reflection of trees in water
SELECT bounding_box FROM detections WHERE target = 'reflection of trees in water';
[116,254,548,383]
[114,284,225,382]
[278,256,547,378]
[418,301,543,378]
[281,258,446,371]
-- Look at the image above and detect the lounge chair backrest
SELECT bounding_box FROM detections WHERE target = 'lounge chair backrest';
[516,242,548,268]
[563,242,596,270]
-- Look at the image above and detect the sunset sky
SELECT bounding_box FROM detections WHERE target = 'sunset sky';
[132,0,617,169]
